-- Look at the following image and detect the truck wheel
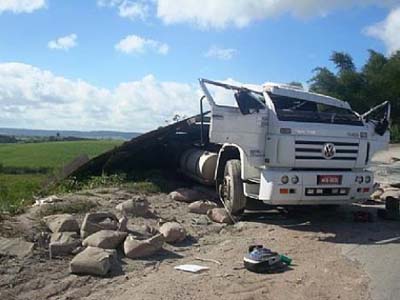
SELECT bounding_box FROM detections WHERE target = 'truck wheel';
[219,159,246,215]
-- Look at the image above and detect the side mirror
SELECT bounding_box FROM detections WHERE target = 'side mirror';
[375,119,389,136]
[362,101,391,136]
[234,90,264,115]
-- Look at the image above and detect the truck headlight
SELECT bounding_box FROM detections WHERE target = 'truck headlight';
[365,176,371,183]
[281,175,289,184]
[355,176,363,184]
[291,175,299,184]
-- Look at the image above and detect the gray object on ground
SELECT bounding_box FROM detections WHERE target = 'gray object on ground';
[0,237,34,258]
[49,232,81,257]
[115,197,149,216]
[80,212,119,238]
[124,234,165,259]
[82,230,128,249]
[188,200,218,214]
[169,188,205,203]
[159,222,186,243]
[70,246,117,276]
[207,208,233,224]
[43,214,80,233]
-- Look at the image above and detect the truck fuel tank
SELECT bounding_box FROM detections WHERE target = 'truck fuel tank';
[179,149,218,185]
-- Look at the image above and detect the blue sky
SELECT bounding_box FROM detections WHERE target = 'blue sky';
[0,0,399,132]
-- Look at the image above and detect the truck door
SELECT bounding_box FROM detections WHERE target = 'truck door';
[209,90,269,166]
[362,101,391,154]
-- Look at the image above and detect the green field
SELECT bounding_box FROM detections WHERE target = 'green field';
[0,140,122,169]
[0,140,122,214]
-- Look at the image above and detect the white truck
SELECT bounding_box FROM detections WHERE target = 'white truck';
[179,78,391,215]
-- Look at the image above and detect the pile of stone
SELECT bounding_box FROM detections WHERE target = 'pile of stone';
[40,197,188,277]
[43,213,81,257]
[169,187,233,225]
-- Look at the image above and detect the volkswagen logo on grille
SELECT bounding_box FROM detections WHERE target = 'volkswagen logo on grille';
[322,143,336,159]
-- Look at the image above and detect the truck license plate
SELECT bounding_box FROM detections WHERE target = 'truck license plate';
[317,175,342,185]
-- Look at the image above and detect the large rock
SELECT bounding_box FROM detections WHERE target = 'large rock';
[49,232,81,257]
[168,188,205,203]
[82,230,128,249]
[124,234,165,259]
[70,246,117,276]
[81,212,119,238]
[0,237,34,258]
[159,222,186,243]
[188,200,218,214]
[43,214,79,233]
[115,197,149,216]
[207,208,233,224]
[118,216,128,232]
[127,224,158,239]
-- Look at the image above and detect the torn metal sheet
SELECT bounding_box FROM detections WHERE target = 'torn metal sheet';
[71,113,210,179]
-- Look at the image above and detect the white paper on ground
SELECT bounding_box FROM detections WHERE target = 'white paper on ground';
[174,264,209,273]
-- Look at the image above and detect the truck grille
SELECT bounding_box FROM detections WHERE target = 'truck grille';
[295,140,359,161]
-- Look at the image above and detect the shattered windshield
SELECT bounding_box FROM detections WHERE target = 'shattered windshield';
[268,93,363,126]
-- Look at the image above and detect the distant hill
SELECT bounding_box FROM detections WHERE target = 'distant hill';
[0,128,141,141]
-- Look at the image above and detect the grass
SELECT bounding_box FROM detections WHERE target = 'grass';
[52,171,170,195]
[0,140,121,169]
[0,174,46,215]
[0,140,122,215]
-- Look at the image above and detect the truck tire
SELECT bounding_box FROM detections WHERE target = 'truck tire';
[219,159,246,215]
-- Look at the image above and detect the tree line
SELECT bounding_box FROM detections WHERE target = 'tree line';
[307,50,400,142]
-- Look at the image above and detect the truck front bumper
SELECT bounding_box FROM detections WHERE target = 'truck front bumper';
[258,170,373,205]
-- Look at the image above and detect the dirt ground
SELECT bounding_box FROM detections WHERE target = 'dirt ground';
[2,185,399,300]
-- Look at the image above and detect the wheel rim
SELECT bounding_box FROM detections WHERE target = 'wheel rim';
[219,175,232,209]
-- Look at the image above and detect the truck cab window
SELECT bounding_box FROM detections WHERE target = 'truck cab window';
[268,93,363,126]
[234,90,265,115]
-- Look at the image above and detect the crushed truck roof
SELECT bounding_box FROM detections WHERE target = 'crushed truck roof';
[200,78,352,110]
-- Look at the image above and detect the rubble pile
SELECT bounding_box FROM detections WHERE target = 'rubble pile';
[0,186,227,278]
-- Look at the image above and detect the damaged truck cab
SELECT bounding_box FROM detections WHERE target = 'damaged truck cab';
[180,78,391,215]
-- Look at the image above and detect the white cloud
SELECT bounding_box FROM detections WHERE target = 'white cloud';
[205,46,238,60]
[118,1,149,20]
[48,34,78,51]
[364,7,400,55]
[156,0,399,29]
[0,0,46,14]
[98,0,149,20]
[115,34,169,55]
[0,63,200,132]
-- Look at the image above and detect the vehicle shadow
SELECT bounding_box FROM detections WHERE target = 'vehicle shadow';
[240,204,400,246]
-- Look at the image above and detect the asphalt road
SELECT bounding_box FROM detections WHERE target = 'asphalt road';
[341,206,400,300]
[343,241,400,300]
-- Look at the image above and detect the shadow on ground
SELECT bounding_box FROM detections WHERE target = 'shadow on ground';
[240,204,400,246]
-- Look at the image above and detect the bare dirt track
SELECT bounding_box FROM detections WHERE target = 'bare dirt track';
[4,185,399,300]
